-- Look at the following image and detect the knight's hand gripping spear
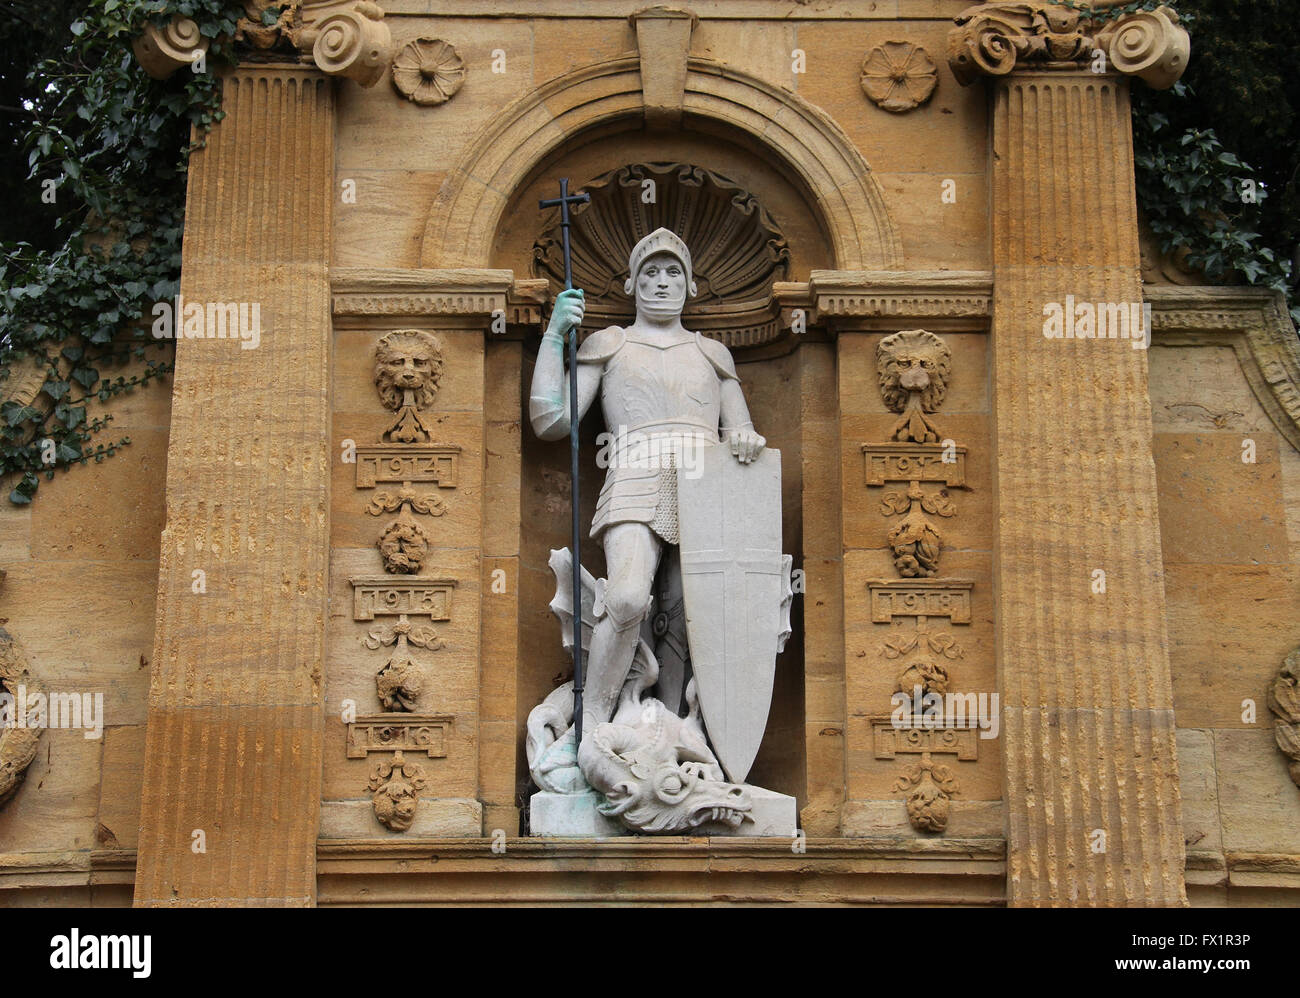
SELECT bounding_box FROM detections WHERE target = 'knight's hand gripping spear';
[530,288,586,429]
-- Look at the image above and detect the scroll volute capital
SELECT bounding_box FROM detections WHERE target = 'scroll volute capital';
[948,1,1189,90]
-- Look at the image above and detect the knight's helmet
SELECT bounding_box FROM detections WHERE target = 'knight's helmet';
[623,227,698,298]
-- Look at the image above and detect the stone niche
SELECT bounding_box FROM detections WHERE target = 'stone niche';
[497,137,837,830]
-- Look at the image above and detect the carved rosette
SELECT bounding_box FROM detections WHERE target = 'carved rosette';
[948,1,1189,89]
[861,42,939,113]
[1270,648,1300,789]
[391,39,466,106]
[377,519,429,574]
[132,16,210,79]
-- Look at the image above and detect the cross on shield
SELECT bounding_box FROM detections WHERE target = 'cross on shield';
[676,443,791,784]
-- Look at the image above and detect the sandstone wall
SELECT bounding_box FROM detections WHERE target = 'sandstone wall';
[3,0,1299,907]
[0,351,168,906]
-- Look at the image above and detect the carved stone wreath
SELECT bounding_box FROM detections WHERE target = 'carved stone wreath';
[0,624,41,811]
[392,38,465,106]
[861,42,938,113]
[1270,647,1300,789]
[533,162,791,348]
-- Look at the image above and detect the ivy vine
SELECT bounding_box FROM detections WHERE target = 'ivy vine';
[1047,0,1298,327]
[0,0,244,505]
[1050,0,1178,24]
[1134,81,1297,323]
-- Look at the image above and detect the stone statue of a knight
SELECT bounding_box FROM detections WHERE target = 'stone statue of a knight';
[525,227,796,837]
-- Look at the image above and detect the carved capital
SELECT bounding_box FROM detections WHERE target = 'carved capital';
[948,2,1189,89]
[132,16,210,79]
[299,1,392,87]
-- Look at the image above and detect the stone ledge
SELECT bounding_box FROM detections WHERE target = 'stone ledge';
[1185,850,1300,890]
[314,836,1010,905]
[315,835,1008,862]
[7,846,1298,903]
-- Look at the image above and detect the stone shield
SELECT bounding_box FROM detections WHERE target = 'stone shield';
[676,444,787,784]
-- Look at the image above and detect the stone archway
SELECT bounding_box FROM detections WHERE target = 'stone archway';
[419,56,901,272]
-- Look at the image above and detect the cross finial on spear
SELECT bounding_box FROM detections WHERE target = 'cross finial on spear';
[539,178,591,744]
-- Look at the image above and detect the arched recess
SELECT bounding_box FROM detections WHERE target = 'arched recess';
[419,56,901,272]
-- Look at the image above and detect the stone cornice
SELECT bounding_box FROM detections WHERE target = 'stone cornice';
[330,268,546,328]
[1147,285,1300,453]
[948,1,1189,89]
[807,271,994,331]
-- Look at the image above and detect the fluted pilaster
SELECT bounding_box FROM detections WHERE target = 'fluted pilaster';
[134,67,334,907]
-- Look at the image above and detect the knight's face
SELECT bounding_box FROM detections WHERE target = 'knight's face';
[634,252,688,318]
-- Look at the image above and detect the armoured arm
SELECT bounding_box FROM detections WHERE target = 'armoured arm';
[529,334,602,441]
[702,334,766,464]
[529,289,603,441]
[719,378,754,434]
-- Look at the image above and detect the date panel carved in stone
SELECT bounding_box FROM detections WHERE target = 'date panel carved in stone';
[863,442,967,488]
[872,718,979,761]
[352,577,458,621]
[869,580,974,625]
[346,714,454,759]
[356,444,461,488]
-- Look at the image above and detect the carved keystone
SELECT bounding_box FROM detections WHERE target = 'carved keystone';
[630,6,698,128]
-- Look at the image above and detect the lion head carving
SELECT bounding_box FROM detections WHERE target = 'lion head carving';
[876,329,952,415]
[374,329,444,411]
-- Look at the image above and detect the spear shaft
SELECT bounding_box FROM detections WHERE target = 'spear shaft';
[539,179,591,745]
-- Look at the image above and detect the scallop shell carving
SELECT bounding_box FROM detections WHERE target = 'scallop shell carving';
[532,163,791,348]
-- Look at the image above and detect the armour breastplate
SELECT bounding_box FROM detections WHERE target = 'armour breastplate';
[599,333,722,436]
